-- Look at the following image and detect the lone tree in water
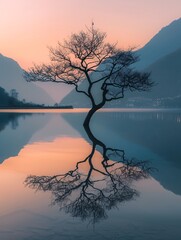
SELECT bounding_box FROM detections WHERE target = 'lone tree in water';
[24,25,153,126]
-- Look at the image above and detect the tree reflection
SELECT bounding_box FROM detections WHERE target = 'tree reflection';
[25,125,151,224]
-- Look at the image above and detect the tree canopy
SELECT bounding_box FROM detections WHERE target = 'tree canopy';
[24,25,153,123]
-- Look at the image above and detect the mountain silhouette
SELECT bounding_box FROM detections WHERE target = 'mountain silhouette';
[0,53,55,105]
[136,18,181,69]
[145,48,181,98]
[114,47,181,107]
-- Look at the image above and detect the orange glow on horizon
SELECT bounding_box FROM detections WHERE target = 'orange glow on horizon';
[0,0,181,69]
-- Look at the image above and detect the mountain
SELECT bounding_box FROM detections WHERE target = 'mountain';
[136,18,181,70]
[60,18,181,108]
[145,48,181,97]
[61,84,91,108]
[0,53,55,105]
[116,47,181,107]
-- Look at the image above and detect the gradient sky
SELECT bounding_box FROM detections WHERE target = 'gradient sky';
[0,0,181,69]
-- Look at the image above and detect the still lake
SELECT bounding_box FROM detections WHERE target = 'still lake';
[0,109,181,240]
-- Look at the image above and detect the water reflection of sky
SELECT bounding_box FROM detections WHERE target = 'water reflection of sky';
[0,110,181,239]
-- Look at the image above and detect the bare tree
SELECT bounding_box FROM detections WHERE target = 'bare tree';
[24,25,153,126]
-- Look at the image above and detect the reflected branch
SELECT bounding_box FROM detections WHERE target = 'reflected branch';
[25,125,152,224]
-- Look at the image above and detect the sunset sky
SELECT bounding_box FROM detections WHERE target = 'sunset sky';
[0,0,181,69]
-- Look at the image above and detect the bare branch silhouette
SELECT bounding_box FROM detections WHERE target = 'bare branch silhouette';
[24,25,153,126]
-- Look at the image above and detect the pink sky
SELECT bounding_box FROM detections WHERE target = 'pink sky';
[0,0,181,69]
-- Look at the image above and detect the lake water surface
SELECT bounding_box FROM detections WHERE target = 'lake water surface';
[0,109,181,240]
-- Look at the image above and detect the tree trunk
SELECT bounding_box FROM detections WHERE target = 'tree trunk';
[83,105,102,129]
[83,102,106,145]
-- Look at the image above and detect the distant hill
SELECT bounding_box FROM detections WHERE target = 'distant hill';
[108,48,181,108]
[60,18,181,108]
[60,84,90,108]
[136,18,181,70]
[0,53,55,105]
